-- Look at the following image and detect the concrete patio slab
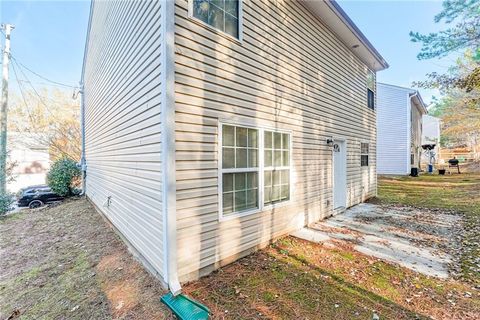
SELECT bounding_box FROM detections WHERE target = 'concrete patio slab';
[292,203,462,278]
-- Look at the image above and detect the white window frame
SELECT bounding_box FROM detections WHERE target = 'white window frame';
[218,122,292,221]
[262,129,293,211]
[367,69,375,110]
[360,142,369,167]
[188,0,244,42]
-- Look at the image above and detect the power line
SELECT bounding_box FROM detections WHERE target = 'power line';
[12,58,79,113]
[12,58,59,117]
[10,58,38,127]
[9,53,78,89]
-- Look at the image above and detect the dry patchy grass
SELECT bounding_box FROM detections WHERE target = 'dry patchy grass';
[0,199,173,320]
[184,237,480,319]
[2,173,480,320]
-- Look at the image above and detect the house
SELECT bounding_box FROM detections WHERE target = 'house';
[376,83,428,175]
[81,0,388,294]
[7,133,50,192]
[421,115,441,166]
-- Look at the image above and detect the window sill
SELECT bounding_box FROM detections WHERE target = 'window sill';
[219,207,261,222]
[219,199,292,222]
[263,199,292,211]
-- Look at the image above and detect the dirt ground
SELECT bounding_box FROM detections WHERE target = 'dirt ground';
[462,161,480,173]
[0,199,173,320]
[1,173,480,319]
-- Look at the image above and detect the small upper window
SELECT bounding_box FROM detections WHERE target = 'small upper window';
[361,143,369,167]
[367,70,375,110]
[192,0,240,39]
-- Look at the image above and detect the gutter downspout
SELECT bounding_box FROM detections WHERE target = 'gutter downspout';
[79,82,86,195]
[162,0,181,296]
[79,0,93,196]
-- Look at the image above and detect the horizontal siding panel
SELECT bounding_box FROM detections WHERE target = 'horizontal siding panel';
[84,0,164,277]
[377,84,409,175]
[174,0,378,279]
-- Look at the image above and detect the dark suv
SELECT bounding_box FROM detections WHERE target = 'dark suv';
[17,185,64,209]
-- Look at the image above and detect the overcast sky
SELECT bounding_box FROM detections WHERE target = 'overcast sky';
[1,0,451,104]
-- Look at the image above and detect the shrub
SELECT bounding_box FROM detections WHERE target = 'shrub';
[47,158,81,197]
[0,193,14,216]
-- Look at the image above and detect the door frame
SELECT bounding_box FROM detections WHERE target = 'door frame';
[332,137,347,211]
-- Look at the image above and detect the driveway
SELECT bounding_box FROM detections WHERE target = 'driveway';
[293,203,462,278]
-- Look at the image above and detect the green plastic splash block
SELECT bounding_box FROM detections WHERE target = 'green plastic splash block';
[161,293,210,320]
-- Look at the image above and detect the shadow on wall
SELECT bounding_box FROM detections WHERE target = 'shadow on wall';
[175,0,377,281]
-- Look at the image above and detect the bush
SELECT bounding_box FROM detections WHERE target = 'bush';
[0,193,14,216]
[47,158,81,197]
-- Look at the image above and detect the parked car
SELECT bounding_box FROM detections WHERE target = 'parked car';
[17,185,64,209]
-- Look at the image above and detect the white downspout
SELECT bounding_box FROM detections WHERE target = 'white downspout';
[162,0,181,296]
[79,82,86,195]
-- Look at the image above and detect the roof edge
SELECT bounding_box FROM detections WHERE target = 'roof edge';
[409,92,428,114]
[327,1,389,70]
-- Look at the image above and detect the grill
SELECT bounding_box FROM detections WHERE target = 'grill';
[448,158,459,166]
[448,158,460,174]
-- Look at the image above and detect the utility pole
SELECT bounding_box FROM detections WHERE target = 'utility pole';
[0,24,14,194]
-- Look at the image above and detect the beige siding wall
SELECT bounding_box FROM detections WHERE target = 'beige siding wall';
[174,0,377,281]
[83,0,165,278]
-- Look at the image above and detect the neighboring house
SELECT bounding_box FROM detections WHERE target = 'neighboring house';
[7,133,50,192]
[81,0,388,293]
[376,83,428,175]
[421,115,441,165]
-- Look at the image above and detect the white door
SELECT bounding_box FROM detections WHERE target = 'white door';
[333,140,347,209]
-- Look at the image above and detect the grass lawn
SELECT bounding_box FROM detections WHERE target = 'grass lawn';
[184,173,480,319]
[1,173,479,319]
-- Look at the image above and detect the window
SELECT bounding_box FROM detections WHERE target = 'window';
[221,125,259,215]
[361,143,369,167]
[367,70,375,110]
[264,131,290,206]
[220,124,292,218]
[192,0,240,39]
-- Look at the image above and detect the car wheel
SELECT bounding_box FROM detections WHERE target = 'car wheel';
[29,200,44,209]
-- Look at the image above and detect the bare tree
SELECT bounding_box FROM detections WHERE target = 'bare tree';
[9,87,81,161]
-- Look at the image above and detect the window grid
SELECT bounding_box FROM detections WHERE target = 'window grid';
[367,70,375,110]
[220,124,292,219]
[222,126,258,169]
[192,0,240,39]
[263,131,290,206]
[221,125,259,216]
[361,142,369,167]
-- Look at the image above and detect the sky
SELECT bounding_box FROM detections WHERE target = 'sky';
[0,0,90,91]
[0,0,453,104]
[338,0,452,105]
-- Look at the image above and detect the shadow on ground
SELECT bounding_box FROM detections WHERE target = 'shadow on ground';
[0,199,173,320]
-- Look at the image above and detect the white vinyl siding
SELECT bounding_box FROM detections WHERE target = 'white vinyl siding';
[174,0,377,281]
[376,84,410,175]
[83,0,164,278]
